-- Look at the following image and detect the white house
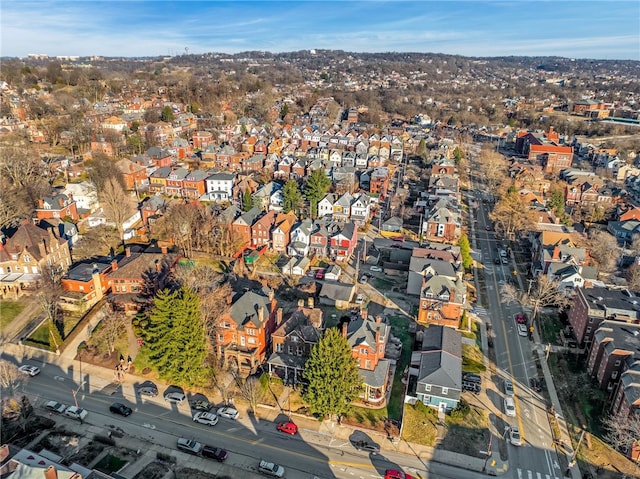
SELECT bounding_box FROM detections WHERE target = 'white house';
[324,264,342,281]
[269,189,284,211]
[62,181,99,212]
[350,193,372,226]
[205,172,235,202]
[288,219,312,257]
[317,194,335,219]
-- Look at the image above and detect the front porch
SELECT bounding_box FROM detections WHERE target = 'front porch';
[267,352,307,386]
[356,358,391,408]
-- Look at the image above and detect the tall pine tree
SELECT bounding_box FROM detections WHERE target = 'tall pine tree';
[303,327,361,419]
[304,169,331,218]
[282,179,302,214]
[142,287,208,386]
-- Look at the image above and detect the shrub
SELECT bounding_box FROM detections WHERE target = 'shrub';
[450,399,470,419]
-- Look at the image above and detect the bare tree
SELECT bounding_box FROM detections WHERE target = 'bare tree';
[626,263,640,293]
[100,177,134,242]
[215,368,237,405]
[500,275,569,325]
[34,265,64,352]
[71,225,120,261]
[587,230,619,274]
[237,376,266,414]
[90,312,128,354]
[603,412,640,459]
[489,189,537,239]
[0,360,23,396]
[479,146,508,197]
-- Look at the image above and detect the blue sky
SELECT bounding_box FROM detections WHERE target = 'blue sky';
[2,1,639,60]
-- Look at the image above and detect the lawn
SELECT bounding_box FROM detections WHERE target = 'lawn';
[24,322,55,351]
[344,405,389,432]
[0,300,25,329]
[374,278,395,290]
[538,312,564,344]
[401,401,438,446]
[441,403,490,457]
[95,454,128,474]
[462,343,486,373]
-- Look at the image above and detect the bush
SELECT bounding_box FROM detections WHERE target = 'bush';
[450,399,471,419]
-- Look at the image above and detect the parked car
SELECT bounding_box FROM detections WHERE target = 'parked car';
[352,439,380,454]
[503,379,514,396]
[18,365,40,376]
[315,269,325,279]
[190,399,213,411]
[276,421,298,435]
[164,391,186,403]
[137,383,158,397]
[217,406,239,420]
[109,402,132,417]
[177,438,203,455]
[202,445,227,461]
[370,265,383,272]
[529,377,543,392]
[385,470,415,479]
[515,314,527,324]
[504,397,516,417]
[462,381,481,394]
[391,236,405,242]
[258,459,285,477]
[494,258,501,265]
[501,256,509,264]
[359,275,368,284]
[45,401,68,414]
[355,294,364,304]
[517,323,528,337]
[509,425,523,446]
[64,406,88,421]
[193,411,218,426]
[462,373,482,384]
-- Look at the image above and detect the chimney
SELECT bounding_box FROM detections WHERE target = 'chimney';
[258,306,264,324]
[161,246,168,254]
[44,466,58,479]
[111,259,118,271]
[361,309,368,321]
[126,247,131,257]
[268,288,274,301]
[155,259,161,273]
[553,246,560,259]
[38,240,47,259]
[342,321,348,338]
[307,297,314,308]
[0,444,10,463]
[276,307,283,326]
[375,326,380,347]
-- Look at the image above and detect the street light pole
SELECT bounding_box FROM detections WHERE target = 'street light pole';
[72,381,87,408]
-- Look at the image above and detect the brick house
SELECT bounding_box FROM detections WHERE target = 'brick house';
[60,261,112,311]
[117,159,148,192]
[216,288,278,376]
[36,193,79,222]
[587,320,640,394]
[267,303,323,385]
[192,130,213,149]
[182,170,208,199]
[516,128,573,173]
[251,210,277,247]
[611,368,640,424]
[344,314,391,406]
[567,286,640,347]
[107,246,179,311]
[232,207,262,247]
[369,167,390,198]
[416,273,466,328]
[271,211,297,253]
[309,223,330,257]
[165,167,189,197]
[422,200,461,243]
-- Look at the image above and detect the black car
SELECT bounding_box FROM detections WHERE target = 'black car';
[202,445,227,462]
[530,377,543,392]
[109,402,132,416]
[191,399,213,411]
[352,439,380,454]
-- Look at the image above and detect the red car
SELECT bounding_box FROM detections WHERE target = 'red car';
[516,314,527,324]
[385,470,415,479]
[276,421,298,435]
[315,270,325,279]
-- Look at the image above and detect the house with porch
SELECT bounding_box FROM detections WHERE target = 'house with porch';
[344,314,391,406]
[330,222,357,262]
[411,325,462,412]
[267,304,323,386]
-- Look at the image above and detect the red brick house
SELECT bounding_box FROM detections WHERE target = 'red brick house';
[117,159,147,192]
[192,130,213,149]
[60,261,112,311]
[216,288,278,376]
[271,211,297,253]
[369,167,390,198]
[251,210,277,247]
[416,273,466,328]
[344,314,391,405]
[36,193,79,222]
[516,128,572,173]
[232,207,261,246]
[182,170,208,199]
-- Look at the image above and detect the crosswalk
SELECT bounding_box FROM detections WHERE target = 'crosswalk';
[472,306,489,320]
[517,469,560,479]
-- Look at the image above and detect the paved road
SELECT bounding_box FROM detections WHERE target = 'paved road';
[16,361,483,479]
[469,154,565,479]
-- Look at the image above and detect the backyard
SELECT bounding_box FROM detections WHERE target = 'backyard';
[0,300,25,329]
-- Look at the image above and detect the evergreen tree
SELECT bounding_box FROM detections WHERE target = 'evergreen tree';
[161,106,175,122]
[242,188,254,212]
[282,179,302,214]
[304,169,331,218]
[453,147,464,164]
[457,233,473,270]
[303,327,360,418]
[142,287,208,387]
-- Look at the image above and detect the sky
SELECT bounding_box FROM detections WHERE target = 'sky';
[1,1,639,60]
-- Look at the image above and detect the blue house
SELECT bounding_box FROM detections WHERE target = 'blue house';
[412,325,462,412]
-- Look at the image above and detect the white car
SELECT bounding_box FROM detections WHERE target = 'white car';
[517,323,528,337]
[64,406,88,421]
[355,294,364,304]
[509,426,523,446]
[370,265,383,272]
[18,365,40,376]
[193,411,218,426]
[217,406,239,420]
[164,391,186,403]
[503,379,514,396]
[504,397,516,417]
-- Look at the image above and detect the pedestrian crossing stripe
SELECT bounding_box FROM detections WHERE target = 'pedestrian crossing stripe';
[516,468,559,479]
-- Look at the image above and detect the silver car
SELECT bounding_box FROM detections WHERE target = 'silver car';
[164,391,186,403]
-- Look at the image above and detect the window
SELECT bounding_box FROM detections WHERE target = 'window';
[588,317,594,323]
[615,360,621,366]
[425,384,432,392]
[218,334,224,342]
[360,348,368,355]
[240,336,245,346]
[297,346,303,356]
[365,360,371,369]
[612,371,618,379]
[442,387,448,395]
[248,337,256,345]
[586,327,591,334]
[288,346,293,355]
[24,255,31,263]
[276,343,283,353]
